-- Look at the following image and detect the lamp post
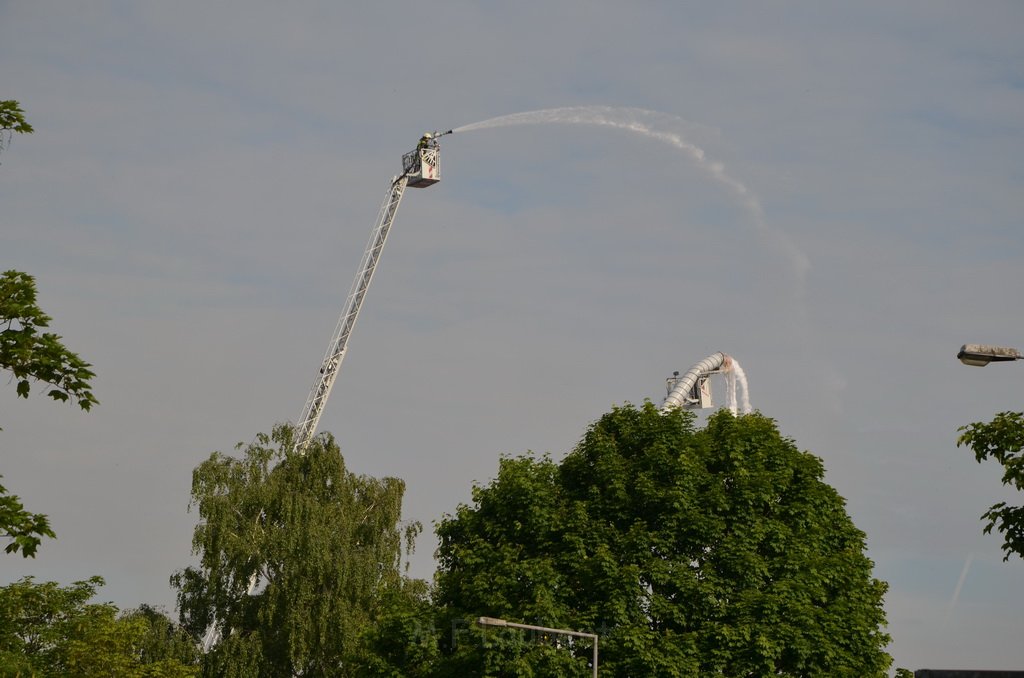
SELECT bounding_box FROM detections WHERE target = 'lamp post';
[477,616,598,677]
[957,344,1023,367]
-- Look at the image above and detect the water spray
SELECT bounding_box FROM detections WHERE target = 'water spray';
[945,552,975,626]
[452,106,810,286]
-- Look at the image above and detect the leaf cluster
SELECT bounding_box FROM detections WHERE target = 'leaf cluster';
[0,475,55,557]
[1,270,98,419]
[432,403,892,677]
[0,99,33,157]
[958,411,1024,561]
[0,100,33,135]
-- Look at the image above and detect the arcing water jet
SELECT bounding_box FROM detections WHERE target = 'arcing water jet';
[454,106,810,287]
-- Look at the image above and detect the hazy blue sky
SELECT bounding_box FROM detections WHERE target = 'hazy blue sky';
[2,2,1022,672]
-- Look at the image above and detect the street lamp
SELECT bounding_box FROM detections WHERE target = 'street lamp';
[477,616,598,677]
[957,344,1023,367]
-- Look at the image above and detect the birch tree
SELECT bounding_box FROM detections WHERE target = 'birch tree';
[173,424,420,677]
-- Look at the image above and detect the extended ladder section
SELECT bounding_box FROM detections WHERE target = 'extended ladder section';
[294,177,407,448]
[294,136,444,450]
[661,352,728,411]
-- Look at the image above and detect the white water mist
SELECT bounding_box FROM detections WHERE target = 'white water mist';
[945,552,975,626]
[723,357,752,415]
[732,359,752,414]
[454,106,810,285]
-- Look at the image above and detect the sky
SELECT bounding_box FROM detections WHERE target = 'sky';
[2,1,1023,672]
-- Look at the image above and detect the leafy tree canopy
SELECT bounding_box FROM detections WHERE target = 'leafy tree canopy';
[958,411,1024,561]
[432,404,893,677]
[121,604,203,670]
[172,424,423,678]
[0,576,198,677]
[347,579,441,678]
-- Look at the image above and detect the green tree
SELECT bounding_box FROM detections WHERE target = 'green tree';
[433,404,892,677]
[0,576,198,677]
[2,270,98,557]
[958,410,1024,561]
[172,424,422,678]
[0,99,34,156]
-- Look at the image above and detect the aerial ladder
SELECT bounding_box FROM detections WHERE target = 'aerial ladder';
[294,130,450,449]
[201,131,450,652]
[661,351,751,415]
